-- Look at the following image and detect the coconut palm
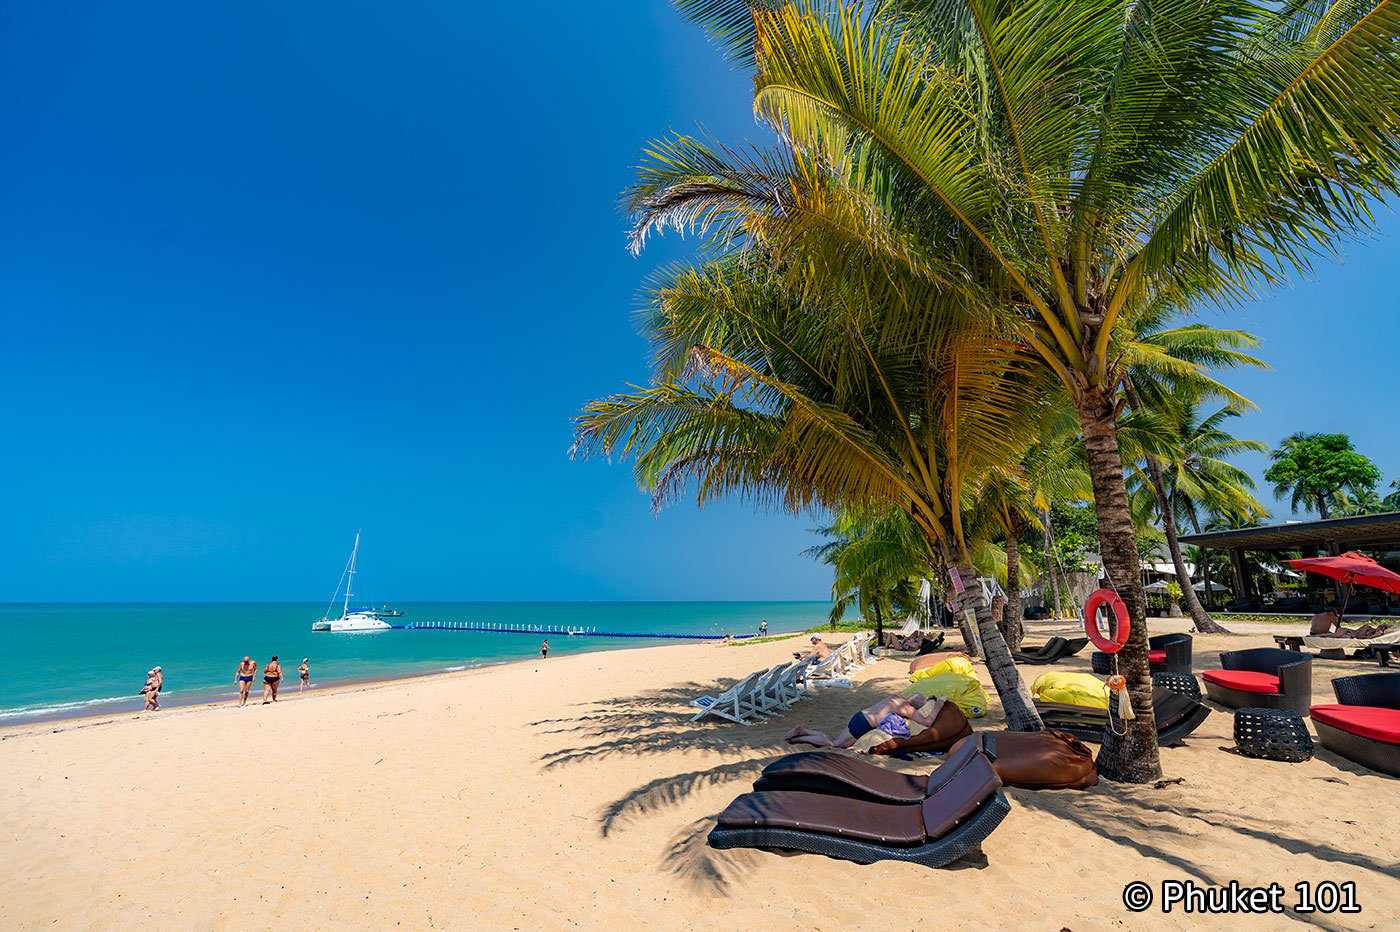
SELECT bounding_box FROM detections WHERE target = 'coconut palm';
[806,509,929,643]
[1122,317,1270,633]
[634,0,1400,780]
[573,255,1058,729]
[965,419,1091,648]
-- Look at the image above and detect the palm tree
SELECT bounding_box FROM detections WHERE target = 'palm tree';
[635,0,1400,781]
[1126,398,1269,631]
[966,421,1091,648]
[573,255,1056,729]
[1122,318,1269,632]
[806,509,928,644]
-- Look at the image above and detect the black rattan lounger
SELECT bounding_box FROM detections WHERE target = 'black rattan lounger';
[708,739,1009,868]
[1012,637,1090,665]
[1034,688,1211,746]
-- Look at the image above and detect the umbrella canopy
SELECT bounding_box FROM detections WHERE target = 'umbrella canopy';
[1286,552,1400,594]
[1192,581,1230,592]
[1144,580,1173,591]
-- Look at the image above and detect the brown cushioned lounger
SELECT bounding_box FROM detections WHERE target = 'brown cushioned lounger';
[1035,687,1211,745]
[752,731,989,802]
[708,740,1010,868]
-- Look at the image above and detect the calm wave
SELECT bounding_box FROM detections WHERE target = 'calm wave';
[0,601,828,722]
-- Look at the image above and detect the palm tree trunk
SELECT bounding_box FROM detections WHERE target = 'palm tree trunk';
[871,598,885,646]
[1076,388,1162,783]
[1003,521,1024,651]
[1141,454,1230,634]
[949,589,982,660]
[1042,510,1064,618]
[948,557,1042,731]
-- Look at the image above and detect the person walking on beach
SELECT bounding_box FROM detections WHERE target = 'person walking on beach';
[759,619,768,636]
[784,692,946,749]
[262,655,282,704]
[235,656,257,706]
[540,640,549,659]
[141,666,162,711]
[298,658,310,693]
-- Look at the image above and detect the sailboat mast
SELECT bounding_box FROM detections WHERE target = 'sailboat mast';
[344,531,360,617]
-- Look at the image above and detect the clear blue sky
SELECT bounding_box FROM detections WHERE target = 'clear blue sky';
[2,3,1398,602]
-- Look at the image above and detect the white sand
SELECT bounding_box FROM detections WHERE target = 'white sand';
[1,623,1396,931]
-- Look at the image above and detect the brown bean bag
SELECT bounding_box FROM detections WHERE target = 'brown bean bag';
[951,729,1098,790]
[908,651,971,675]
[868,700,973,755]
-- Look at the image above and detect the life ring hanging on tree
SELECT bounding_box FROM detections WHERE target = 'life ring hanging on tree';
[1084,588,1130,653]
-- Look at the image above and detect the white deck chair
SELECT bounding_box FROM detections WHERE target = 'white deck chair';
[690,670,767,725]
[751,663,793,715]
[801,651,852,690]
[773,656,813,705]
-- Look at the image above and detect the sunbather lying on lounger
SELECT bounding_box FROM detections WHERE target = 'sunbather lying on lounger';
[784,693,947,749]
[1309,610,1396,640]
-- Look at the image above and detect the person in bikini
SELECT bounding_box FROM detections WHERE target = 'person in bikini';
[262,655,282,704]
[784,692,947,748]
[141,667,162,711]
[298,658,310,693]
[235,656,258,706]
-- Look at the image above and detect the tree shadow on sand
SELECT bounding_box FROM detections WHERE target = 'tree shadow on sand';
[530,675,916,892]
[1014,786,1397,931]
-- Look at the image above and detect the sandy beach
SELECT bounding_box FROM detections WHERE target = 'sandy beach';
[2,623,1396,932]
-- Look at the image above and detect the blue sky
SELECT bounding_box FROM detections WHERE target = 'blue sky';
[2,3,1398,602]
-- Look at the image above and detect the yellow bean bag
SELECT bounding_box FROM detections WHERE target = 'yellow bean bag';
[1031,671,1110,709]
[909,655,975,682]
[903,672,989,718]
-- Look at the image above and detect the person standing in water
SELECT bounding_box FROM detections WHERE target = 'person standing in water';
[759,619,768,636]
[540,640,549,659]
[262,655,282,704]
[298,658,310,693]
[235,656,257,706]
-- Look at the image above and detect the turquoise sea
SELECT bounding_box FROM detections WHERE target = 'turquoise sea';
[0,602,830,723]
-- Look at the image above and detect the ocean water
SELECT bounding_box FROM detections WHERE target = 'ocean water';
[0,602,830,722]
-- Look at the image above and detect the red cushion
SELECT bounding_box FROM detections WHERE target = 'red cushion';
[1148,650,1167,664]
[1202,669,1280,694]
[1310,705,1400,744]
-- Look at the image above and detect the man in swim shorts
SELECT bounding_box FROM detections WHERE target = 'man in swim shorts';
[540,640,548,659]
[235,656,258,706]
[783,692,946,748]
[262,655,282,704]
[793,635,837,661]
[298,658,310,693]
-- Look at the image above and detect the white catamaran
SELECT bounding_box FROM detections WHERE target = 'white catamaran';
[312,532,393,632]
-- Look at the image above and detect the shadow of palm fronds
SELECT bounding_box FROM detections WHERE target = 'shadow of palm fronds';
[600,759,765,837]
[661,816,763,896]
[1015,788,1392,930]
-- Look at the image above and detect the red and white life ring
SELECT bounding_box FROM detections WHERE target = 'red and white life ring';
[1084,588,1130,653]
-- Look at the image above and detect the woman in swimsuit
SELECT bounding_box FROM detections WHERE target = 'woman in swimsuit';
[235,656,257,706]
[142,668,160,711]
[298,658,309,693]
[262,655,282,704]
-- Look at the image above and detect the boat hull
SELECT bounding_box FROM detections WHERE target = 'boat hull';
[312,612,392,633]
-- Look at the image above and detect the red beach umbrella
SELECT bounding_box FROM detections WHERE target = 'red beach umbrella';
[1286,552,1400,615]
